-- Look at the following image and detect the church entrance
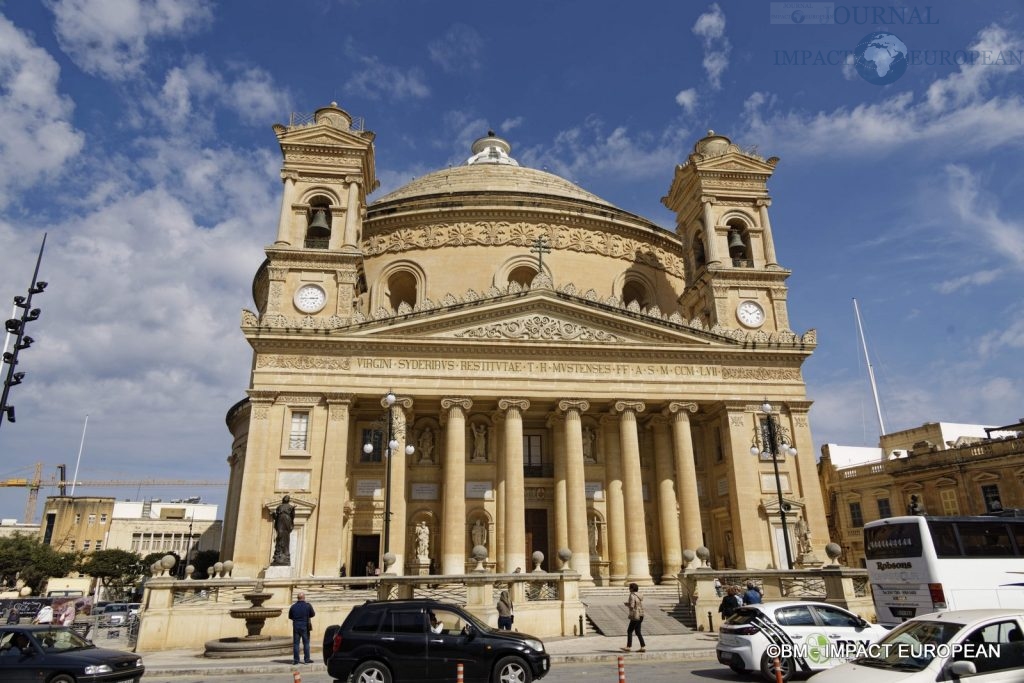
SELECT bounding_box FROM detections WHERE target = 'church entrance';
[524,509,549,571]
[352,534,380,579]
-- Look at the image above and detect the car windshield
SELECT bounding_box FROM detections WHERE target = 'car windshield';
[7,628,94,652]
[853,619,963,672]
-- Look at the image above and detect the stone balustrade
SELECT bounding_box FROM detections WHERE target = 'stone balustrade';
[137,570,583,652]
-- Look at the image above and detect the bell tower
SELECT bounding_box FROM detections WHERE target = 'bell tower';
[256,102,378,325]
[662,131,792,334]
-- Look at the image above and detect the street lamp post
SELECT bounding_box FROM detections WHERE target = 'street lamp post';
[363,390,414,570]
[751,400,798,570]
[1,233,47,430]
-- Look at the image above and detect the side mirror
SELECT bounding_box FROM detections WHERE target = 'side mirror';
[855,617,869,629]
[946,660,976,677]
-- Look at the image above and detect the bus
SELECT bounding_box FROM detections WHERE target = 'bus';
[864,514,1024,626]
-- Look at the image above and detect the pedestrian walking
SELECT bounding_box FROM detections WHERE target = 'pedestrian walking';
[742,582,763,605]
[496,590,514,630]
[620,582,646,653]
[288,590,316,665]
[718,585,742,621]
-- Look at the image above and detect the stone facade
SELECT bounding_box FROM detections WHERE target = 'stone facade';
[221,104,829,583]
[819,421,1024,567]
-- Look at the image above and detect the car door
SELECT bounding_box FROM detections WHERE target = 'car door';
[0,630,41,683]
[426,608,490,682]
[945,617,1024,682]
[810,605,879,665]
[377,609,429,679]
[772,605,830,672]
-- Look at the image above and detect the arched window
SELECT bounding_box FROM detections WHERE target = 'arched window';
[387,270,418,311]
[507,265,537,287]
[622,279,651,309]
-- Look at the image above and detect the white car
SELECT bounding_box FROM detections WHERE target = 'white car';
[811,609,1024,682]
[716,601,889,682]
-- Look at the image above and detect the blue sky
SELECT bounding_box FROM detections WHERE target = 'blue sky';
[1,1,1022,522]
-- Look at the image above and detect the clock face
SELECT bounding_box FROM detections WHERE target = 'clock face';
[294,284,327,313]
[737,300,766,328]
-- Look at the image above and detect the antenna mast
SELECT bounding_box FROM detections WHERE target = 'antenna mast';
[853,298,885,437]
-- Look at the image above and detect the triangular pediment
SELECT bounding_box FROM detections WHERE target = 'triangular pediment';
[340,289,732,347]
[694,152,776,175]
[278,124,372,150]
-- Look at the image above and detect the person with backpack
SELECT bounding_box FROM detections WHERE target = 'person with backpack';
[742,582,763,605]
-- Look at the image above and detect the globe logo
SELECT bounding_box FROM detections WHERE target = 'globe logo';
[854,31,909,85]
[791,10,805,24]
[804,633,832,664]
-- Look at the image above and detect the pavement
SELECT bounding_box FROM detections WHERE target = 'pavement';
[140,632,721,678]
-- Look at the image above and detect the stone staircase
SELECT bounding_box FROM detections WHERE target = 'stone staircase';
[580,585,693,635]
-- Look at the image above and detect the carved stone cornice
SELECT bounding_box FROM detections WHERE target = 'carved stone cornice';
[257,355,351,370]
[247,389,277,403]
[455,315,620,342]
[721,367,801,381]
[275,394,321,406]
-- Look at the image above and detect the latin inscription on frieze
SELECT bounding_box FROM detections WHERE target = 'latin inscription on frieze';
[352,357,720,379]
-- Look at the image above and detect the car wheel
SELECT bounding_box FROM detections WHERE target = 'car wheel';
[729,660,747,674]
[353,660,392,683]
[48,676,76,683]
[493,655,533,683]
[760,652,793,682]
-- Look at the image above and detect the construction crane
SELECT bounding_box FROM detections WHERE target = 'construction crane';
[0,463,226,524]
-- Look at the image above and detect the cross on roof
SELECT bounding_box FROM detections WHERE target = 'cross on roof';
[529,235,551,273]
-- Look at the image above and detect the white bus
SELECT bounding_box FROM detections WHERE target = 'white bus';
[864,514,1024,626]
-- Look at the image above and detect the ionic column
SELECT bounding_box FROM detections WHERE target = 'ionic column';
[499,399,530,574]
[388,396,413,575]
[558,399,593,582]
[701,195,721,266]
[313,395,352,575]
[756,199,778,267]
[668,402,702,562]
[275,173,297,245]
[650,415,682,580]
[614,400,652,585]
[441,397,472,575]
[601,414,627,583]
[343,179,361,248]
[492,411,506,572]
[550,414,568,556]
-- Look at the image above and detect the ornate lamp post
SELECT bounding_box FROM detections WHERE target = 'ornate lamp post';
[750,400,798,570]
[363,390,414,568]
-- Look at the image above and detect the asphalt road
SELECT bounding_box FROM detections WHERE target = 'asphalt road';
[144,659,761,683]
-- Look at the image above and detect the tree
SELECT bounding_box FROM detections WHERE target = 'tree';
[191,549,220,579]
[81,549,146,601]
[0,534,78,594]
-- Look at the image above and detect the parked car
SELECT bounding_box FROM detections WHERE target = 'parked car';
[812,608,1024,682]
[98,604,131,625]
[716,601,889,682]
[322,598,550,682]
[0,624,144,682]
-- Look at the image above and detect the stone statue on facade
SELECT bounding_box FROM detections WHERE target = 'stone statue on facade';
[471,518,488,548]
[582,426,596,463]
[415,521,430,560]
[588,518,599,555]
[471,423,488,462]
[271,495,296,566]
[418,427,435,463]
[796,517,812,556]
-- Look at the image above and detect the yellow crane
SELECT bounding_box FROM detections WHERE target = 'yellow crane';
[0,463,226,524]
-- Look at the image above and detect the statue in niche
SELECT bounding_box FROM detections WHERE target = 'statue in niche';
[588,518,600,555]
[471,423,488,462]
[418,427,435,464]
[471,518,488,548]
[271,495,296,566]
[582,426,596,463]
[415,521,430,560]
[796,517,812,556]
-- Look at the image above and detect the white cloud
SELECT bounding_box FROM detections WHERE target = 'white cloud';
[344,41,430,101]
[675,88,698,114]
[935,269,1003,294]
[428,23,483,73]
[945,164,1024,269]
[926,24,1021,113]
[0,16,84,209]
[692,3,730,90]
[47,0,213,81]
[500,117,523,132]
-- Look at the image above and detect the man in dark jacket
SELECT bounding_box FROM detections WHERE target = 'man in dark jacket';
[742,582,763,605]
[288,591,316,665]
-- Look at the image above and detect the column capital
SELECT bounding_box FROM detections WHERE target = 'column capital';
[441,397,473,413]
[247,389,277,404]
[344,175,364,186]
[612,400,646,415]
[498,398,531,413]
[557,399,590,414]
[666,401,698,418]
[700,194,717,205]
[755,198,772,208]
[324,392,354,405]
[281,170,299,182]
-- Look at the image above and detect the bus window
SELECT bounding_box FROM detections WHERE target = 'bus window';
[928,521,961,557]
[958,522,1014,557]
[864,521,923,559]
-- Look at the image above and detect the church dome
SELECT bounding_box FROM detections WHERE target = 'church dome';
[370,132,618,211]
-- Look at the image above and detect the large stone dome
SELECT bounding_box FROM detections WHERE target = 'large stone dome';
[371,132,617,210]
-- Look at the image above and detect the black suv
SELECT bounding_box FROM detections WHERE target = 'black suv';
[322,599,550,683]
